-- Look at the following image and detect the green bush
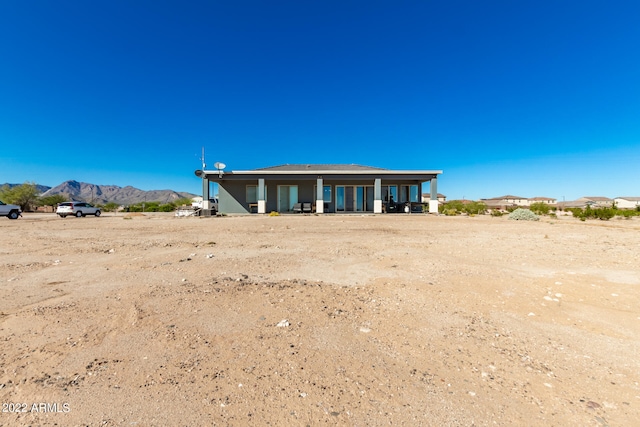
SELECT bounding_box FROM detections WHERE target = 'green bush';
[508,208,539,221]
[102,202,119,212]
[594,207,615,220]
[440,200,487,216]
[464,201,487,215]
[567,205,640,221]
[530,202,551,215]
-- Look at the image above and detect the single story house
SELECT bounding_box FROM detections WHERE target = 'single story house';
[195,164,442,214]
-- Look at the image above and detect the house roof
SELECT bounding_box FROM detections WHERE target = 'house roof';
[255,164,387,172]
[615,196,640,201]
[483,195,526,201]
[197,164,442,181]
[579,196,613,201]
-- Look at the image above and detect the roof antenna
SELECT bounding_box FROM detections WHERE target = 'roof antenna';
[200,147,206,169]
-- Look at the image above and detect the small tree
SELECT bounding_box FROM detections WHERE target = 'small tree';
[0,182,41,211]
[39,194,68,208]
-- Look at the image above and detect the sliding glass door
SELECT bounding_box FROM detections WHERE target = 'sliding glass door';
[335,185,373,212]
[277,185,298,212]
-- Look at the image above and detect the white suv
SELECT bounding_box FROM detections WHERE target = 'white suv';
[56,202,101,218]
[0,200,22,219]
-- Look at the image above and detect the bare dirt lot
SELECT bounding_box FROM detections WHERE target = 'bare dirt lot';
[1,212,639,426]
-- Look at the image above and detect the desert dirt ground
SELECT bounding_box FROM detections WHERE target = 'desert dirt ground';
[1,212,639,426]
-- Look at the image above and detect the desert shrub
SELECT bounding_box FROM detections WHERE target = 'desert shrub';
[530,202,551,215]
[159,203,176,212]
[464,201,487,215]
[440,200,486,216]
[444,200,465,214]
[594,207,615,220]
[128,201,164,212]
[102,202,119,212]
[174,197,193,207]
[508,208,539,221]
[490,209,504,217]
[618,209,638,219]
[566,206,638,221]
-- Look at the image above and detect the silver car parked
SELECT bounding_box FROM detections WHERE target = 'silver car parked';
[56,202,101,218]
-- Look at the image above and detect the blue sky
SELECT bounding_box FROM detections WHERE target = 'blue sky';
[1,1,639,200]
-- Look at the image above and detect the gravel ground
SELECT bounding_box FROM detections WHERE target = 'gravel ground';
[1,212,639,426]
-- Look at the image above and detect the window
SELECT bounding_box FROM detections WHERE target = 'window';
[246,185,267,203]
[313,185,332,202]
[381,185,397,203]
[246,186,257,203]
[400,185,419,203]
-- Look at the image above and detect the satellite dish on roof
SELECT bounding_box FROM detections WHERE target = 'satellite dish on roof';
[214,162,226,178]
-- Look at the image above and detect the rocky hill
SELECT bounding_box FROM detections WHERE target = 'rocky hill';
[1,183,51,194]
[38,181,197,205]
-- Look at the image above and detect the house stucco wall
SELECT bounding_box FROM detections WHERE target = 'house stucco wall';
[615,198,640,209]
[217,179,426,214]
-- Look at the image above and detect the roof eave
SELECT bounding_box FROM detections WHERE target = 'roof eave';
[220,170,443,175]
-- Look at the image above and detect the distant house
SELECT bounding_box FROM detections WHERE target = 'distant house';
[480,195,556,210]
[614,197,640,209]
[481,195,529,209]
[575,196,614,207]
[528,196,557,205]
[422,193,446,203]
[195,164,442,214]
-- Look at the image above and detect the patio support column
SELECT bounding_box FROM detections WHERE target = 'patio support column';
[258,178,266,214]
[374,178,383,213]
[316,178,324,213]
[429,176,438,213]
[202,176,210,210]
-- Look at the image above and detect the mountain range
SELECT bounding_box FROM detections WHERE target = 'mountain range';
[3,181,198,205]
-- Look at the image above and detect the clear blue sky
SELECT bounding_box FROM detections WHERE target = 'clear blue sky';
[1,1,639,200]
